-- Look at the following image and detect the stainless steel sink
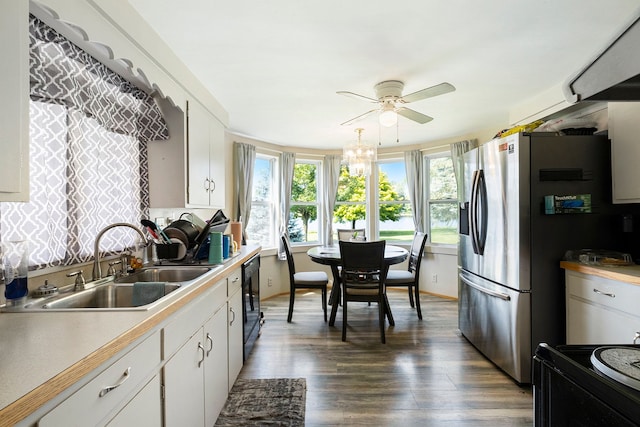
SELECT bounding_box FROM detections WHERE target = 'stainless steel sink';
[3,265,213,312]
[34,282,182,310]
[114,266,211,284]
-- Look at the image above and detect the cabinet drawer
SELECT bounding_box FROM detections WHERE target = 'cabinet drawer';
[39,331,160,427]
[228,267,241,296]
[566,271,640,317]
[163,279,226,358]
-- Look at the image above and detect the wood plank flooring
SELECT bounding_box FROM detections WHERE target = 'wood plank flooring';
[238,289,533,426]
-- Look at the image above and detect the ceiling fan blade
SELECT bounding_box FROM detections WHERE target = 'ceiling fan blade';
[400,82,456,104]
[396,107,433,124]
[337,91,379,103]
[340,109,379,126]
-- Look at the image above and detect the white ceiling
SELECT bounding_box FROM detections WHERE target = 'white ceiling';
[128,0,639,150]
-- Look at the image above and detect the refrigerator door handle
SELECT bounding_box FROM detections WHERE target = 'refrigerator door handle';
[470,170,480,254]
[470,169,487,255]
[476,169,488,255]
[460,273,511,301]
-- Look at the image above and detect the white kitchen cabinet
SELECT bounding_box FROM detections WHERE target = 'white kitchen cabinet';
[27,256,250,427]
[608,102,640,203]
[148,98,225,209]
[38,331,161,427]
[227,268,243,390]
[204,307,230,426]
[163,327,206,426]
[0,0,29,201]
[187,100,226,208]
[163,278,229,427]
[565,270,640,344]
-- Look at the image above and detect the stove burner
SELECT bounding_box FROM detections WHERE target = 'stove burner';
[591,346,640,392]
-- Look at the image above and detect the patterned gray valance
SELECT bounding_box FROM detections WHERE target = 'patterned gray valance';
[29,15,169,143]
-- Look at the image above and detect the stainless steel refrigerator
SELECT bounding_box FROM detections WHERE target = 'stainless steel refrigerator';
[458,132,616,384]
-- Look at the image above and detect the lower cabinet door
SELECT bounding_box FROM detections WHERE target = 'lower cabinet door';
[204,306,229,426]
[228,287,244,390]
[106,375,161,427]
[164,329,205,427]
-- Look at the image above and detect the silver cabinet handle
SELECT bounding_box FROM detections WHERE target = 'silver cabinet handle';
[99,367,131,397]
[203,178,210,191]
[231,277,240,283]
[209,180,215,192]
[593,288,615,298]
[197,342,205,367]
[206,333,213,356]
[230,307,236,326]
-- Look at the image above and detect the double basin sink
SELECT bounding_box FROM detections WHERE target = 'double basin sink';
[7,266,213,312]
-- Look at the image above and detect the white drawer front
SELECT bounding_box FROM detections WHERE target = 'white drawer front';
[227,267,241,296]
[39,331,160,427]
[566,271,640,317]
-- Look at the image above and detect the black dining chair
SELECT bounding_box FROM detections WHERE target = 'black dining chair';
[339,240,389,343]
[385,231,428,319]
[281,234,329,322]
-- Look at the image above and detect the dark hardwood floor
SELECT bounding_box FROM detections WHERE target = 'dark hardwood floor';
[239,289,534,426]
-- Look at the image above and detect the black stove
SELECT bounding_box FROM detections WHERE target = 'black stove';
[533,343,640,426]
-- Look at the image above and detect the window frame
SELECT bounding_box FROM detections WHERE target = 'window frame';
[246,153,278,250]
[424,152,458,246]
[288,158,322,245]
[376,158,413,243]
[332,163,368,240]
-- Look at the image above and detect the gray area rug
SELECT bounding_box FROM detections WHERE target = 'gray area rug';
[215,378,306,426]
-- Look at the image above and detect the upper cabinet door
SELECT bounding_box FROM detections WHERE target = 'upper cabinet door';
[609,102,640,203]
[187,100,226,208]
[0,1,29,201]
[187,100,213,206]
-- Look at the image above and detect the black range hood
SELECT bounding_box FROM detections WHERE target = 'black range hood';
[564,13,640,102]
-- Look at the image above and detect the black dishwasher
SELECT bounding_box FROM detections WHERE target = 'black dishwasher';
[241,254,261,360]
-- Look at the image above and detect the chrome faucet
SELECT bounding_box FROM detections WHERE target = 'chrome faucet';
[92,223,147,280]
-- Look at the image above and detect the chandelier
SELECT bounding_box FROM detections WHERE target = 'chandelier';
[343,128,377,176]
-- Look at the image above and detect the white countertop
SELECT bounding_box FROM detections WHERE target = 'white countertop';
[0,245,260,426]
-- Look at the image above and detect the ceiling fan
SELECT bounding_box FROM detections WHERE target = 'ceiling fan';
[337,80,455,127]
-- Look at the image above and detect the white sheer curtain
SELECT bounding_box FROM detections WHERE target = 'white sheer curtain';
[234,142,256,243]
[321,154,342,246]
[450,139,478,201]
[404,150,425,232]
[278,152,296,259]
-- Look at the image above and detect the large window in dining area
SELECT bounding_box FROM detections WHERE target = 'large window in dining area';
[425,154,458,244]
[377,160,413,242]
[288,160,320,243]
[246,150,459,248]
[333,164,367,240]
[246,154,278,248]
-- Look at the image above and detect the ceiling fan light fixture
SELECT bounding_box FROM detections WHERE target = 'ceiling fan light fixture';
[379,103,397,127]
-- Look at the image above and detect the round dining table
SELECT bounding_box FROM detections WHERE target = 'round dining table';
[307,244,408,326]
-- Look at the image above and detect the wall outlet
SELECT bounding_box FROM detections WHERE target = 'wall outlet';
[431,274,438,284]
[267,277,273,287]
